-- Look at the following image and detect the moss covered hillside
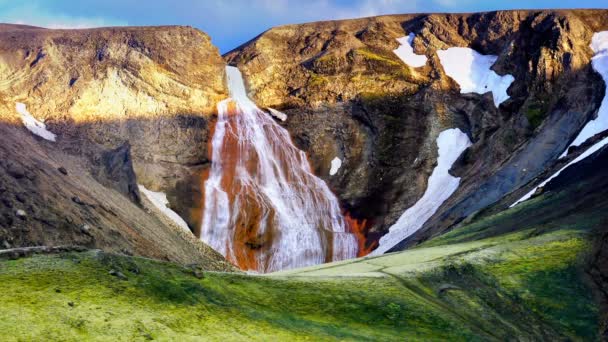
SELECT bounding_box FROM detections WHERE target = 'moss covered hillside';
[1,171,605,341]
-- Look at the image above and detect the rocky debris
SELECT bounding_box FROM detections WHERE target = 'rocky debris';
[531,187,545,198]
[58,167,68,175]
[0,122,235,271]
[6,162,25,179]
[108,269,128,280]
[0,245,88,260]
[128,264,140,275]
[71,196,86,206]
[80,224,92,236]
[185,264,205,279]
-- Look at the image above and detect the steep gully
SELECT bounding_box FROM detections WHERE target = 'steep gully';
[512,31,608,207]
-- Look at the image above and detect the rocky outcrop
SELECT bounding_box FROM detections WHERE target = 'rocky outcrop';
[94,142,141,204]
[0,24,227,232]
[226,10,608,251]
[0,118,234,271]
[0,24,236,270]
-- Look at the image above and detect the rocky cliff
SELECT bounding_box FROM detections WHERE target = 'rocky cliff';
[0,24,226,233]
[226,10,608,251]
[2,10,608,267]
[0,24,233,270]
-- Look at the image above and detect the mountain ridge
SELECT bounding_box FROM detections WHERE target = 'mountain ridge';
[226,9,608,252]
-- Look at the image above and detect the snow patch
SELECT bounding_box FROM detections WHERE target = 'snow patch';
[329,157,342,176]
[15,103,56,141]
[437,47,514,107]
[138,185,190,231]
[371,128,472,256]
[561,31,608,157]
[393,33,428,68]
[511,135,608,207]
[267,108,287,121]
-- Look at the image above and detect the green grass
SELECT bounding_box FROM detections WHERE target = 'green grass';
[354,48,401,66]
[0,251,478,341]
[308,72,328,87]
[352,48,412,80]
[0,215,599,341]
[0,181,603,340]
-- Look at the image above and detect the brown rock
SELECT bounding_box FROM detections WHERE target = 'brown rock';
[0,24,228,232]
[226,10,608,249]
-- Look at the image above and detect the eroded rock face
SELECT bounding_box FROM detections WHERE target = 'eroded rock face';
[94,142,141,204]
[226,10,608,251]
[0,118,234,271]
[0,24,227,232]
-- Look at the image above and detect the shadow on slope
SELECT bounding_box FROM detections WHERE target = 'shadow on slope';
[0,119,232,270]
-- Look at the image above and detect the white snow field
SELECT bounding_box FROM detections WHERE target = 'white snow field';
[393,33,428,68]
[371,128,472,256]
[561,31,608,157]
[329,157,342,176]
[15,102,57,141]
[138,185,190,231]
[511,135,608,207]
[437,47,514,107]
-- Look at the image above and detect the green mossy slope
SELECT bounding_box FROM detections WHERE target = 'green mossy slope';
[2,155,606,340]
[0,195,600,341]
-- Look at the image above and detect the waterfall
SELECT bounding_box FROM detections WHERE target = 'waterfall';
[201,66,358,272]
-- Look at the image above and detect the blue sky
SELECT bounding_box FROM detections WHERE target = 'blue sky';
[0,0,606,53]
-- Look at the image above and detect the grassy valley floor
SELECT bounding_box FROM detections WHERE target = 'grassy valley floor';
[0,184,603,341]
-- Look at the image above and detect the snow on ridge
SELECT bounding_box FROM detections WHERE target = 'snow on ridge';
[138,185,191,232]
[591,31,608,54]
[370,128,472,256]
[511,135,608,207]
[15,102,56,141]
[560,31,608,158]
[437,47,514,107]
[393,33,428,68]
[329,157,342,176]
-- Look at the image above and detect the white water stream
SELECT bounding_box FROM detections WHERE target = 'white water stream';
[201,66,357,272]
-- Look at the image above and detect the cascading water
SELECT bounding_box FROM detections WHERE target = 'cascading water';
[201,66,358,272]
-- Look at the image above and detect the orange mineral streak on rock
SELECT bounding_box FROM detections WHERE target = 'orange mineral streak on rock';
[222,101,261,270]
[344,213,376,257]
